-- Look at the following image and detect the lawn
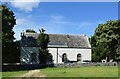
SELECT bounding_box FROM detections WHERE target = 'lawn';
[40,66,118,77]
[2,70,28,77]
[2,66,118,77]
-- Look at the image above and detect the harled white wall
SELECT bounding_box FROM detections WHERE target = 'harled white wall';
[48,48,91,64]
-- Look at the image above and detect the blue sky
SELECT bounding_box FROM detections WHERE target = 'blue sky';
[5,2,118,40]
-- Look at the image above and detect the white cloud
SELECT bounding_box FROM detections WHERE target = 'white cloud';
[14,17,37,40]
[78,20,106,28]
[16,18,28,26]
[15,17,36,28]
[10,0,40,12]
[49,15,68,24]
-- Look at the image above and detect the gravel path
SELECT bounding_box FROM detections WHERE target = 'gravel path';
[21,69,46,77]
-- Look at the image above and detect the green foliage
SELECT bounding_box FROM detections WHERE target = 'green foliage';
[37,28,50,64]
[90,20,120,62]
[37,28,49,49]
[2,5,19,63]
[115,42,120,61]
[39,49,49,64]
[26,29,36,33]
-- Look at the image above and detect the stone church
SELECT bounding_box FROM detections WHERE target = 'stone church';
[20,32,91,65]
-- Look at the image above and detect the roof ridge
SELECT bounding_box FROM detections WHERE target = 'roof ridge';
[24,32,87,37]
[48,33,86,37]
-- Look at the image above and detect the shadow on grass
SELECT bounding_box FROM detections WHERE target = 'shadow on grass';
[2,64,54,72]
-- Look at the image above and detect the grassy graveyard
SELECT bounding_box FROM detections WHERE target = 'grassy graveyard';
[2,70,28,77]
[41,66,118,77]
[2,66,118,77]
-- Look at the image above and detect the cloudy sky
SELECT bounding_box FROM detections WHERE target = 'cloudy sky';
[1,1,118,40]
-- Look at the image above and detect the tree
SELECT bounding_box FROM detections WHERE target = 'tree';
[37,28,50,64]
[26,29,36,33]
[2,5,19,63]
[37,28,49,49]
[90,20,120,62]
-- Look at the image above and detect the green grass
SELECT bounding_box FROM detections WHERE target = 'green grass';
[2,70,28,77]
[40,66,118,77]
[2,66,118,77]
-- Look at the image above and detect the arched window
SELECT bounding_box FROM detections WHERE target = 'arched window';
[77,53,82,62]
[62,53,67,63]
[31,53,37,64]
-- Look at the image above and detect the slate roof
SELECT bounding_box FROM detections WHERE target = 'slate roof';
[20,32,91,48]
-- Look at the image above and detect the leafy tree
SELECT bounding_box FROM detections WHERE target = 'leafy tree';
[2,5,19,63]
[37,28,50,64]
[115,39,120,63]
[90,20,120,62]
[26,29,36,33]
[37,28,49,49]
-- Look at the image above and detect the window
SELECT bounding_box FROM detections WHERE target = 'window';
[31,53,37,64]
[77,53,82,62]
[62,53,67,63]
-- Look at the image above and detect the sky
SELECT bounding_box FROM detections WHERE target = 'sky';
[2,2,118,40]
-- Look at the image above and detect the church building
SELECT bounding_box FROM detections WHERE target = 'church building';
[20,32,91,64]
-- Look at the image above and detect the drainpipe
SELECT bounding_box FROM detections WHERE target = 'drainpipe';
[57,48,58,64]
